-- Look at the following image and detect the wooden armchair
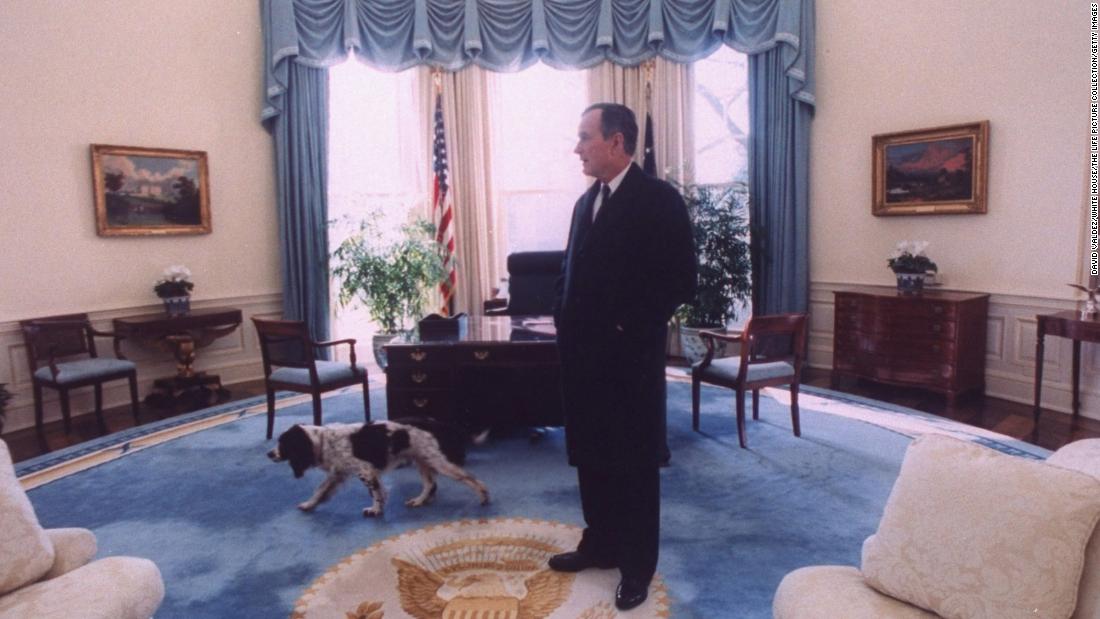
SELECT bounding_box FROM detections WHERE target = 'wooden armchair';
[691,313,808,448]
[251,318,370,439]
[20,313,140,436]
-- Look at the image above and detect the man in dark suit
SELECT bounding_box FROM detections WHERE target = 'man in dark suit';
[549,103,696,610]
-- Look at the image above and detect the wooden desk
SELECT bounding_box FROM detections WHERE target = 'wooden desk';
[384,315,562,429]
[114,307,243,410]
[1034,311,1100,421]
[833,287,989,407]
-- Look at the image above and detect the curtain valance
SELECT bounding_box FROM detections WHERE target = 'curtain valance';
[261,0,815,122]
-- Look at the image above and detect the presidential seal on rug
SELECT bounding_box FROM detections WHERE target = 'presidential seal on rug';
[292,518,670,619]
[267,418,490,517]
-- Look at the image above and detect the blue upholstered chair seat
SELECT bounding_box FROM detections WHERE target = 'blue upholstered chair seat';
[694,358,795,384]
[33,358,136,385]
[269,360,365,387]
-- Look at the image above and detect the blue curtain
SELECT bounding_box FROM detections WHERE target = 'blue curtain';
[748,6,813,314]
[260,0,815,336]
[268,62,331,352]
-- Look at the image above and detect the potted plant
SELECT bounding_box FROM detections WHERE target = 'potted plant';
[887,241,937,295]
[331,216,446,367]
[154,265,194,316]
[674,182,752,362]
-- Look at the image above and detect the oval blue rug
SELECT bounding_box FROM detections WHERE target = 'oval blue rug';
[20,381,1045,618]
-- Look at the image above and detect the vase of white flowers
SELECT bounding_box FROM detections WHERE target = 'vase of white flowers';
[154,265,194,317]
[887,241,937,296]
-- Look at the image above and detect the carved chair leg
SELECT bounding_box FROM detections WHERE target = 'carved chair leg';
[311,392,323,427]
[790,383,801,437]
[752,389,760,420]
[362,377,371,423]
[59,388,72,434]
[32,382,45,435]
[93,384,107,432]
[265,388,276,440]
[128,374,141,424]
[691,374,701,431]
[735,388,747,449]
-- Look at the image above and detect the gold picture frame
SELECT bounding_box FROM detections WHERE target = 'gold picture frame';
[872,121,989,216]
[91,144,211,236]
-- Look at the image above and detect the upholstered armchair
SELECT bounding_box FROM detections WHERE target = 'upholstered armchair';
[773,436,1100,619]
[251,317,370,439]
[0,440,164,619]
[483,251,564,316]
[20,313,140,436]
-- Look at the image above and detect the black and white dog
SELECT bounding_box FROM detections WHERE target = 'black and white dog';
[267,418,490,517]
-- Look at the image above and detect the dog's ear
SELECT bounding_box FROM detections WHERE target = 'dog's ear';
[280,425,315,478]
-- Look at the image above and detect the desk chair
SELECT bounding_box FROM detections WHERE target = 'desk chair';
[484,251,564,316]
[691,313,808,448]
[252,318,370,439]
[20,313,140,436]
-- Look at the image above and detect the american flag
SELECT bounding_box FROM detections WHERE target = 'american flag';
[432,92,457,315]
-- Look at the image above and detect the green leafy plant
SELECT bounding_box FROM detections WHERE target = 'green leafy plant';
[887,241,938,274]
[0,383,12,434]
[674,182,752,328]
[331,216,447,333]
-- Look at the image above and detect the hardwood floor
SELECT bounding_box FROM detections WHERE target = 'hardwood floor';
[802,367,1100,451]
[4,367,1098,465]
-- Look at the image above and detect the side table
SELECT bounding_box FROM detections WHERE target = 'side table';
[114,307,243,410]
[1034,311,1100,422]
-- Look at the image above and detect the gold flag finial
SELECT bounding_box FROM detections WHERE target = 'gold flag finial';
[432,68,443,94]
[643,59,655,102]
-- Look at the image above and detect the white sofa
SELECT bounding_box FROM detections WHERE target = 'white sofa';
[774,436,1100,619]
[0,440,164,619]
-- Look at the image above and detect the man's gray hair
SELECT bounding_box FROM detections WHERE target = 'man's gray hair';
[583,103,638,156]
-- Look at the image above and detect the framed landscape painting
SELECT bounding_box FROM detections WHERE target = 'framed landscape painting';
[91,144,211,236]
[872,121,989,216]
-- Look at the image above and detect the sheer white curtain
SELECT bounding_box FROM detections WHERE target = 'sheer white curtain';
[587,59,694,182]
[417,66,503,315]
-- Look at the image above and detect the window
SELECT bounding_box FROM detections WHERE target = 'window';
[327,61,426,352]
[491,64,589,255]
[693,45,749,185]
[692,46,752,326]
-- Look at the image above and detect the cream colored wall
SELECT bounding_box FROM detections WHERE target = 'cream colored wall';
[812,0,1085,296]
[0,0,279,319]
[0,1,280,432]
[811,1,1098,419]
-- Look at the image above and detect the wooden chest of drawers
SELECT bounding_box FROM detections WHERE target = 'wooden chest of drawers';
[832,287,989,406]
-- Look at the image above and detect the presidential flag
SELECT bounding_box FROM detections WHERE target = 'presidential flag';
[643,111,656,175]
[431,92,457,315]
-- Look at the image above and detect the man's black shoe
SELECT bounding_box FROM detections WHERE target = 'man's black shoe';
[547,551,615,572]
[615,577,649,610]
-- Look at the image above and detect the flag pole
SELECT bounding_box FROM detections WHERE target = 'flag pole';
[430,69,457,316]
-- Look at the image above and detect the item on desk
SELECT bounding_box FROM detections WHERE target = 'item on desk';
[418,312,468,338]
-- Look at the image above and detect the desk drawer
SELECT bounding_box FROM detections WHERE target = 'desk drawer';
[386,346,453,367]
[387,388,455,421]
[386,367,453,389]
[454,342,558,365]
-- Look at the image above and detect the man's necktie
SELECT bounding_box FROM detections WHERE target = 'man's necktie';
[595,183,611,222]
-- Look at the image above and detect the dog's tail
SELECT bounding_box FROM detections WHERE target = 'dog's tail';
[470,428,491,446]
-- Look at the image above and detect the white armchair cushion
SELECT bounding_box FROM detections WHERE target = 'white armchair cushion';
[42,528,97,580]
[774,565,938,619]
[0,441,53,596]
[862,434,1100,619]
[0,556,164,619]
[1046,439,1100,619]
